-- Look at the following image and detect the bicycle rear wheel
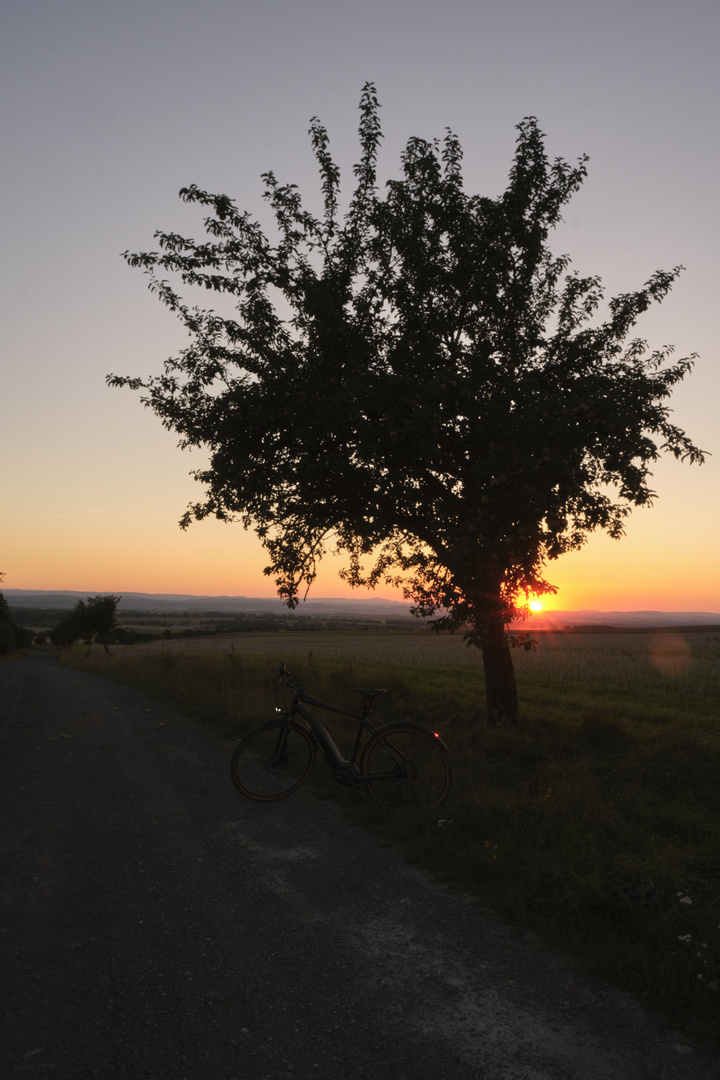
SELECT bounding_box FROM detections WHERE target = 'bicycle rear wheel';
[360,721,451,809]
[231,719,316,801]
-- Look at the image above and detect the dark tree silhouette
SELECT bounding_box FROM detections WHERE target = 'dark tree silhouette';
[0,574,33,653]
[110,85,704,723]
[51,595,120,653]
[0,577,15,655]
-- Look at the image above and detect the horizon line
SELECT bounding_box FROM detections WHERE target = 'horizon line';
[3,587,719,616]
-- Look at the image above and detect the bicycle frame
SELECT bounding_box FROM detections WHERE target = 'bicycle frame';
[278,674,384,783]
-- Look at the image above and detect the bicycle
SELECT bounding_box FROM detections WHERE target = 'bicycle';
[230,662,451,809]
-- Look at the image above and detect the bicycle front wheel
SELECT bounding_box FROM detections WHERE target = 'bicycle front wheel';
[360,722,451,810]
[231,719,316,801]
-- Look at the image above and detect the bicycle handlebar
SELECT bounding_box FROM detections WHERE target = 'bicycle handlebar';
[278,662,330,708]
[277,661,386,718]
[277,662,304,694]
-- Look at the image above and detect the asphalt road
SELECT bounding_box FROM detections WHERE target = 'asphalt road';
[1,650,716,1080]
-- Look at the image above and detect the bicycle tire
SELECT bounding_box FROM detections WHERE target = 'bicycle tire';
[360,721,451,809]
[231,719,316,801]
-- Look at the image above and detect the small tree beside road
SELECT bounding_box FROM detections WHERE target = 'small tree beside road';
[110,85,704,723]
[51,595,120,653]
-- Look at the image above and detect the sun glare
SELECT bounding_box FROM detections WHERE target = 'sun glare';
[529,600,543,612]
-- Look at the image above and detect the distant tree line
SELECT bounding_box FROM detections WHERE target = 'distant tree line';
[6,606,67,630]
[0,584,422,654]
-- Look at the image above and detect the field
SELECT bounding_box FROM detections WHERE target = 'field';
[118,625,720,693]
[62,628,720,1045]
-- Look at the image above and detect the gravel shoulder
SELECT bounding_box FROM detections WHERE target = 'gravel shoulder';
[1,650,717,1080]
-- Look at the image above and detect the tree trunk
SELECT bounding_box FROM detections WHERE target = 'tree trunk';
[480,615,520,725]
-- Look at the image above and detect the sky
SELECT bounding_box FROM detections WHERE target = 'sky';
[1,0,718,612]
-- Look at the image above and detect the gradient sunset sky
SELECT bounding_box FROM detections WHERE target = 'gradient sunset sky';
[1,0,718,611]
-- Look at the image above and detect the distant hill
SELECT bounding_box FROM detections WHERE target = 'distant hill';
[514,609,720,629]
[4,590,720,628]
[4,589,413,618]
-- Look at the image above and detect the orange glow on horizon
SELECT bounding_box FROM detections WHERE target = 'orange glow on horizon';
[3,505,719,612]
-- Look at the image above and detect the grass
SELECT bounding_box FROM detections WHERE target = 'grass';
[60,629,720,1045]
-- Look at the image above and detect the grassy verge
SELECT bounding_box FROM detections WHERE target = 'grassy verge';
[1,649,29,663]
[60,635,720,1044]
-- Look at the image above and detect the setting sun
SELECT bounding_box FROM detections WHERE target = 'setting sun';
[529,600,543,613]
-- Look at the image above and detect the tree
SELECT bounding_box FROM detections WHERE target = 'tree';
[110,85,704,723]
[0,576,15,655]
[84,594,121,652]
[0,574,34,653]
[51,595,120,652]
[0,585,10,624]
[50,613,82,648]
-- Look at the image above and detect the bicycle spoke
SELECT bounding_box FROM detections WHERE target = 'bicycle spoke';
[231,720,315,801]
[360,722,451,809]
